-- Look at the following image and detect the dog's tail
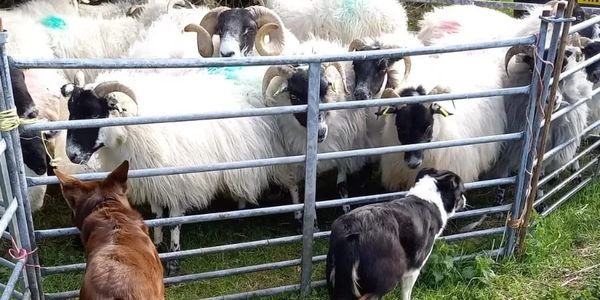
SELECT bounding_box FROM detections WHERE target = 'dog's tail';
[326,230,363,300]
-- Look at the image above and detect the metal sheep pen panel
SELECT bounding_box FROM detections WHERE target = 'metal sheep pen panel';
[0,3,591,300]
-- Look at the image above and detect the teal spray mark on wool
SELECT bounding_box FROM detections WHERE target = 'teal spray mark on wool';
[337,0,362,21]
[40,16,67,30]
[333,0,370,32]
[207,66,242,81]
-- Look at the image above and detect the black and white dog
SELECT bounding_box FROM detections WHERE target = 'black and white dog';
[326,168,467,300]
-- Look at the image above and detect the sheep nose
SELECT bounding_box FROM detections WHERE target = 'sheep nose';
[26,108,39,119]
[220,51,235,57]
[354,89,370,100]
[317,126,328,143]
[406,155,423,169]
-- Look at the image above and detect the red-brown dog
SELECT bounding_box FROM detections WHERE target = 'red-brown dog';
[55,161,164,300]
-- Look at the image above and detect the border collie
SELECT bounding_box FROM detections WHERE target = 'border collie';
[326,168,467,300]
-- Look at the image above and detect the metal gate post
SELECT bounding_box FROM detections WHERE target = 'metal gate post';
[0,29,43,300]
[506,6,567,255]
[299,62,321,297]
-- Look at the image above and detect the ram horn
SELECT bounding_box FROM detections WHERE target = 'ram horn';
[504,45,535,76]
[262,65,295,97]
[200,6,229,36]
[326,62,350,95]
[255,23,281,56]
[348,39,368,52]
[248,6,285,56]
[254,0,266,5]
[93,81,137,105]
[184,23,214,57]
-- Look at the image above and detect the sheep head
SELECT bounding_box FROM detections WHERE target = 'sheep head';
[378,86,452,169]
[61,81,137,165]
[262,63,350,143]
[185,6,285,57]
[348,38,411,101]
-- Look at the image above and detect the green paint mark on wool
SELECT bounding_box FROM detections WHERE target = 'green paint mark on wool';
[207,66,242,80]
[40,16,67,30]
[337,0,362,21]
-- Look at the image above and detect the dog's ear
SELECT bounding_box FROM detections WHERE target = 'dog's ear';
[433,170,466,213]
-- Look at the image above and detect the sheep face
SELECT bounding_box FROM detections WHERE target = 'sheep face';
[217,9,258,57]
[62,81,136,165]
[63,87,110,164]
[185,6,286,57]
[351,44,398,100]
[20,130,49,176]
[583,41,600,83]
[263,63,349,143]
[382,86,450,169]
[287,68,330,142]
[10,67,38,119]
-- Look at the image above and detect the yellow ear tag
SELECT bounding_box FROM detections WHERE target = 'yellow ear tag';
[381,106,391,115]
[438,107,450,117]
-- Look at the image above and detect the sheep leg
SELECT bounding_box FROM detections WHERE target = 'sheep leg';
[571,160,582,183]
[289,183,304,232]
[150,203,166,252]
[495,186,506,205]
[337,171,351,214]
[166,207,184,276]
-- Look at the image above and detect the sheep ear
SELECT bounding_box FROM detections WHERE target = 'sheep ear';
[430,103,453,117]
[61,83,76,98]
[374,106,398,117]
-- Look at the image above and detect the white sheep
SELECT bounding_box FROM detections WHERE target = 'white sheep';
[61,68,298,275]
[378,51,507,191]
[258,0,408,45]
[262,37,373,216]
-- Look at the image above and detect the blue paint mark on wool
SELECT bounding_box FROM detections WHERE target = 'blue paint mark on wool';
[40,16,67,30]
[207,66,242,80]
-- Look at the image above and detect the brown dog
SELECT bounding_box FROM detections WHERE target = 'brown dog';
[55,161,164,300]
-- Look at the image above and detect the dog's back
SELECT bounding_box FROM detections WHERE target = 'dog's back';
[80,202,164,300]
[326,168,466,299]
[54,161,165,300]
[327,198,440,299]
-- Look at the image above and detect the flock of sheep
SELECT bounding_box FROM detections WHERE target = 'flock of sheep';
[3,0,600,277]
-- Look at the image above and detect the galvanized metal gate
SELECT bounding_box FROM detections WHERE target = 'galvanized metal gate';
[0,1,599,299]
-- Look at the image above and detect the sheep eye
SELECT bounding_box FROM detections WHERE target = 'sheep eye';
[244,28,256,36]
[91,114,100,119]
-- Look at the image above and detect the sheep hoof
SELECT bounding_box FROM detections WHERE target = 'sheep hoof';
[534,203,545,214]
[337,183,349,199]
[166,259,181,276]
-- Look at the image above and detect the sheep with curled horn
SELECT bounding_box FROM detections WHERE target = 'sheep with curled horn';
[262,58,374,223]
[184,5,299,57]
[61,65,300,275]
[482,37,593,216]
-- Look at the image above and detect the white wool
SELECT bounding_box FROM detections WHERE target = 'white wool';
[264,38,370,188]
[86,69,294,212]
[263,0,408,45]
[381,53,506,190]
